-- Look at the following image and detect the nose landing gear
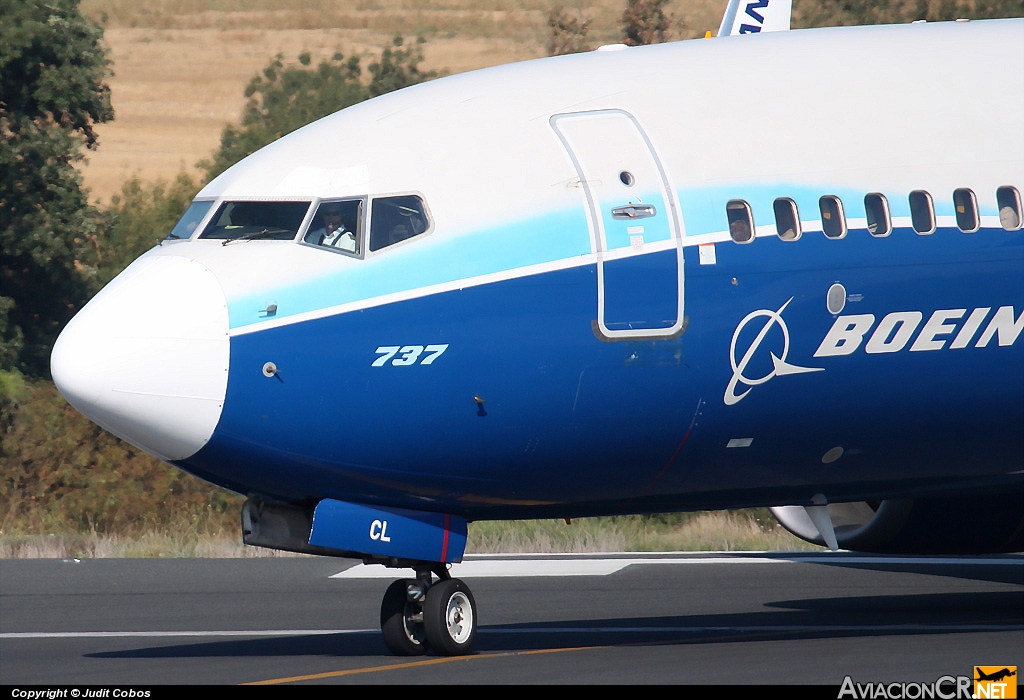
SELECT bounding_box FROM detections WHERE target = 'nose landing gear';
[380,565,477,656]
[423,578,476,655]
[380,578,429,655]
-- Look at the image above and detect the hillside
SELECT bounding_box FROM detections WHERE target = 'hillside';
[76,0,724,201]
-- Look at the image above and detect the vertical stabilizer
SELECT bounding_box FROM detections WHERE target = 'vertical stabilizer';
[718,0,792,36]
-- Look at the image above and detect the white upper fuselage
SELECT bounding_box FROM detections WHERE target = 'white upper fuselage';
[181,19,1023,334]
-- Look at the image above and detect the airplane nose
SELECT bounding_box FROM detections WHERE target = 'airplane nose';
[51,254,230,461]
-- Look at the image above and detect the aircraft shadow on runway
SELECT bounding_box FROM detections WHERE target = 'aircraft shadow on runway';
[801,557,1024,587]
[85,589,1022,659]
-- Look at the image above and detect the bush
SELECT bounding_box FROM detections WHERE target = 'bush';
[202,35,439,181]
[0,379,240,536]
[547,6,593,55]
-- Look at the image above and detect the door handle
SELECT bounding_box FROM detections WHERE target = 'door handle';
[611,204,656,219]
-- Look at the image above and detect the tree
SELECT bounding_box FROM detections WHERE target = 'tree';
[202,36,439,181]
[368,35,440,98]
[621,0,673,46]
[0,0,113,378]
[96,173,201,287]
[547,6,594,56]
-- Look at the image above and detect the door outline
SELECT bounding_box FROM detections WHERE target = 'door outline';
[551,109,685,340]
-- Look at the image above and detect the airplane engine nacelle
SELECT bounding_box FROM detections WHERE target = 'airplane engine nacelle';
[770,491,1024,554]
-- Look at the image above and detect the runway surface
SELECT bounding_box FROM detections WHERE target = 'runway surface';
[1,553,1021,685]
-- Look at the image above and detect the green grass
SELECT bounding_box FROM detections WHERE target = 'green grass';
[0,510,820,558]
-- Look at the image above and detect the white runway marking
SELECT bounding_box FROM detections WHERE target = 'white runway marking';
[331,558,634,578]
[330,553,1023,579]
[1,630,367,639]
[4,623,1020,641]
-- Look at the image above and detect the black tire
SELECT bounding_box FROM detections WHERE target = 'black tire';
[380,579,428,656]
[422,578,476,656]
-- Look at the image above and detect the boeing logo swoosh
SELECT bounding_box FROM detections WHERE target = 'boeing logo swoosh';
[725,297,824,405]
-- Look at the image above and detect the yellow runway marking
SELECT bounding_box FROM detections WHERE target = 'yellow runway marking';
[244,646,605,685]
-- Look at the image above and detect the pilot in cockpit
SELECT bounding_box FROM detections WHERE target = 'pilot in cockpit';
[305,202,357,252]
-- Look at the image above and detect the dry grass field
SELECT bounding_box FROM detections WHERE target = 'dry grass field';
[77,1,723,202]
[1,510,816,558]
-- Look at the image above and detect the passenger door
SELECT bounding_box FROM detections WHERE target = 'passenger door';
[551,109,684,339]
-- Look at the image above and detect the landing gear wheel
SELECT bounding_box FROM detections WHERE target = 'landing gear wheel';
[380,579,427,656]
[423,578,476,656]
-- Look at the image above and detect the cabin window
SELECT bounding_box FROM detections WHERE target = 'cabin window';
[165,200,215,241]
[773,198,800,240]
[198,200,311,241]
[303,199,362,254]
[369,195,431,252]
[864,193,891,237]
[953,188,979,232]
[997,186,1022,230]
[909,190,935,234]
[726,199,754,243]
[819,195,846,239]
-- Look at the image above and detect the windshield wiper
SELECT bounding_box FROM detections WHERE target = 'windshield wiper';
[222,227,290,245]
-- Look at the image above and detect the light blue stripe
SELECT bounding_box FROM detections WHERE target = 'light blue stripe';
[228,207,591,329]
[228,182,1004,329]
[679,183,874,236]
[674,184,992,235]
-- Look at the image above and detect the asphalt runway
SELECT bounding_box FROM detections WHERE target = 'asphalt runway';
[1,553,1021,685]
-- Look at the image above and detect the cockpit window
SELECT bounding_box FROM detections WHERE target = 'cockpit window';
[164,200,214,241]
[369,195,430,252]
[303,199,362,254]
[198,201,310,241]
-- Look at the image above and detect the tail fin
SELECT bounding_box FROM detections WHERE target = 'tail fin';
[717,0,792,36]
